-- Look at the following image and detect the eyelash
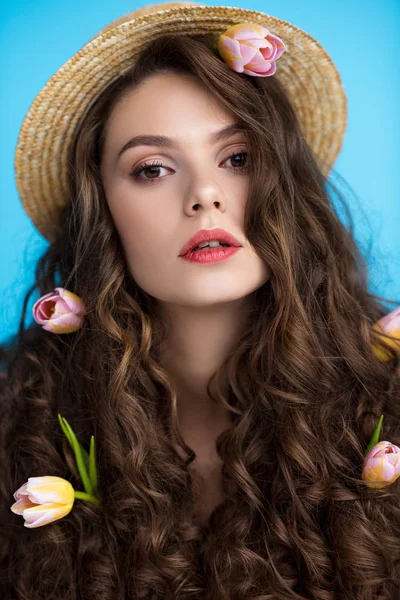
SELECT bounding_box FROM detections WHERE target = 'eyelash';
[128,151,249,183]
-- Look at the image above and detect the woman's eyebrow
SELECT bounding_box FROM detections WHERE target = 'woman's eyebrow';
[116,122,245,162]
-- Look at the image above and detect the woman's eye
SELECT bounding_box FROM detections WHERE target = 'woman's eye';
[129,159,166,182]
[225,151,249,171]
[128,151,249,183]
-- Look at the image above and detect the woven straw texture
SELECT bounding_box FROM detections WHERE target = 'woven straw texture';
[14,1,347,243]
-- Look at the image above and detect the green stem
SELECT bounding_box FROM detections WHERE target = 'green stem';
[73,490,100,507]
[60,416,94,496]
[365,414,384,456]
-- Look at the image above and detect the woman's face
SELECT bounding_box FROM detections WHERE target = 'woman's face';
[100,72,270,307]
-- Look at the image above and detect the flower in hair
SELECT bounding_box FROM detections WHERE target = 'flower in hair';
[10,415,100,528]
[362,415,400,489]
[217,22,285,77]
[10,476,75,528]
[370,306,400,362]
[32,287,86,334]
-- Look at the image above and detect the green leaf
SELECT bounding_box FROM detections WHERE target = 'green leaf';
[365,414,384,456]
[58,413,73,447]
[58,414,93,496]
[58,413,90,473]
[88,435,98,495]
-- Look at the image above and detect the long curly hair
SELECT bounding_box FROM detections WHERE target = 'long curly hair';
[1,32,400,600]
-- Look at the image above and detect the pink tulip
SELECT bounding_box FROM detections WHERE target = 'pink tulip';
[32,287,85,334]
[218,22,285,77]
[10,476,75,528]
[362,441,400,489]
[371,306,400,361]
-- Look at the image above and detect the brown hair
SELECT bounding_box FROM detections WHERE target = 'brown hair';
[1,32,400,600]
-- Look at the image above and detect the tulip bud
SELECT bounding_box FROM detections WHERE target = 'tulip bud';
[371,306,400,362]
[362,441,400,489]
[32,287,86,334]
[218,22,285,77]
[10,476,75,528]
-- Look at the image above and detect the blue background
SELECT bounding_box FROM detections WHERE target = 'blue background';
[1,0,399,343]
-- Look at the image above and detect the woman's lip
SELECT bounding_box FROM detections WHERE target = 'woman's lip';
[179,245,241,263]
[179,227,242,256]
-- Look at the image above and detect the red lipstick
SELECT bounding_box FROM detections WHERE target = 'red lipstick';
[180,245,241,263]
[179,227,242,258]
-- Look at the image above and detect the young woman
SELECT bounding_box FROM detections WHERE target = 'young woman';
[1,2,399,599]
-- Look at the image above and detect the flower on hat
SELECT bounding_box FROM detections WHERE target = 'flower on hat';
[370,306,400,362]
[10,415,100,528]
[32,287,86,334]
[217,22,285,77]
[361,415,400,489]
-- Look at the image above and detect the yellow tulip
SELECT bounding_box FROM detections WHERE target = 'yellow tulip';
[10,476,75,528]
[371,306,400,361]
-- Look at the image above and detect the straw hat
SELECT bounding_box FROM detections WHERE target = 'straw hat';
[14,1,347,243]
